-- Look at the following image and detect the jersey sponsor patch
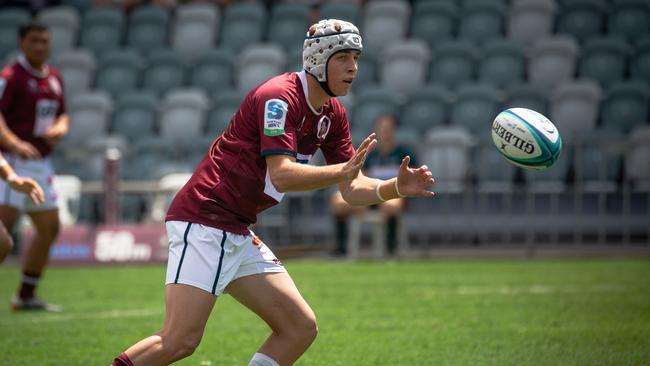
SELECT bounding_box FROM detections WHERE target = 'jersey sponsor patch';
[264,99,288,136]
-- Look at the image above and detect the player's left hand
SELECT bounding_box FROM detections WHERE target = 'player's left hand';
[43,123,68,147]
[8,176,45,205]
[395,156,435,198]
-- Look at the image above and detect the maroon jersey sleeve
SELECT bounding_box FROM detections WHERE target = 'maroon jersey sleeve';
[320,101,355,165]
[258,92,300,159]
[0,67,16,114]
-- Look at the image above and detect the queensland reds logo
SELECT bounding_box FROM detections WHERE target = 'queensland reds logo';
[316,116,331,140]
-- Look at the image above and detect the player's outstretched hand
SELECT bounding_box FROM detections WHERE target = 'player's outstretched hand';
[396,156,435,198]
[341,133,377,181]
[8,176,45,205]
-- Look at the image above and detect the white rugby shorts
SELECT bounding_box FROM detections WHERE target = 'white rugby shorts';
[0,154,58,212]
[165,221,286,295]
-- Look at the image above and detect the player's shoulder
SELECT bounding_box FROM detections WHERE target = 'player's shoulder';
[255,72,300,101]
[0,62,19,80]
[47,64,63,78]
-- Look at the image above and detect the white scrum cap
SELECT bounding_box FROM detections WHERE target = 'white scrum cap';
[302,19,363,83]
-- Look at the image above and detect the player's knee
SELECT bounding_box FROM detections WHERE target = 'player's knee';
[290,311,318,345]
[173,337,200,359]
[0,234,13,261]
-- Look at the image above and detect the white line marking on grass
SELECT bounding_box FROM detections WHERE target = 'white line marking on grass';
[454,284,625,296]
[0,308,162,325]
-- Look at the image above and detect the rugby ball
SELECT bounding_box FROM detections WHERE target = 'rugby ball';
[491,108,562,170]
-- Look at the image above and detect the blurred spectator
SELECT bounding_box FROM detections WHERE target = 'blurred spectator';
[330,113,416,256]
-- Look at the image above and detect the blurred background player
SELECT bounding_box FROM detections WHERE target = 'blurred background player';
[0,22,69,311]
[0,152,45,263]
[330,113,417,257]
[112,19,434,366]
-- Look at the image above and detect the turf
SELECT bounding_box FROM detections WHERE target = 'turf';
[0,258,649,365]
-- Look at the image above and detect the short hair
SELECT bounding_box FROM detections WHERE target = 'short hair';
[18,22,49,40]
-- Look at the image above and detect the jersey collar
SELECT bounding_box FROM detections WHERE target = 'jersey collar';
[298,70,322,116]
[17,54,49,79]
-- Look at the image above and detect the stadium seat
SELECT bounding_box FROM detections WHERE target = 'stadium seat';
[111,91,158,142]
[478,39,526,89]
[95,49,144,98]
[449,83,504,134]
[507,0,556,46]
[64,91,113,148]
[52,49,96,99]
[159,89,209,144]
[171,3,220,63]
[630,36,650,85]
[379,40,430,96]
[600,82,650,133]
[236,44,286,92]
[61,0,91,14]
[142,48,186,97]
[0,8,31,59]
[37,6,80,56]
[429,40,480,89]
[524,147,572,193]
[422,126,474,193]
[79,8,125,58]
[52,174,83,226]
[219,2,265,54]
[625,125,650,191]
[268,3,310,52]
[578,37,631,88]
[187,50,233,96]
[206,90,245,135]
[351,86,402,136]
[410,1,457,48]
[82,135,129,181]
[126,5,170,55]
[575,128,624,193]
[458,1,505,45]
[401,85,452,134]
[608,0,650,42]
[319,2,361,24]
[556,0,606,42]
[148,172,192,222]
[351,55,377,90]
[124,136,177,180]
[528,36,579,94]
[506,83,548,115]
[550,80,602,140]
[474,139,516,193]
[362,0,410,57]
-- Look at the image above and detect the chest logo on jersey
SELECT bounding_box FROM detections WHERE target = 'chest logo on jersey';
[317,116,331,141]
[264,99,288,136]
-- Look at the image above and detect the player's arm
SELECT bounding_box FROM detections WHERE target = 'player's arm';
[0,153,44,204]
[265,133,377,193]
[338,155,435,206]
[0,112,41,159]
[43,113,69,147]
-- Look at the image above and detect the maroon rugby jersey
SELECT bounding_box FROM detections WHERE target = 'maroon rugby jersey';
[166,71,355,234]
[0,56,66,157]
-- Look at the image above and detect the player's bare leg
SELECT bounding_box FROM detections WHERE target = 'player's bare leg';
[0,222,14,263]
[23,209,59,275]
[119,284,216,366]
[227,272,318,366]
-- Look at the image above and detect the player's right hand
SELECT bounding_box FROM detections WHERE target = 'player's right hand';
[11,140,41,160]
[8,176,45,205]
[341,133,376,181]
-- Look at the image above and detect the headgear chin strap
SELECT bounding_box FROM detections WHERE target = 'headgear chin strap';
[303,19,363,97]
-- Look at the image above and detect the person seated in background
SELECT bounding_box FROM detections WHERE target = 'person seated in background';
[330,113,417,257]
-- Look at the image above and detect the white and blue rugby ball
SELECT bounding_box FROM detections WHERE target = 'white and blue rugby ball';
[491,108,562,170]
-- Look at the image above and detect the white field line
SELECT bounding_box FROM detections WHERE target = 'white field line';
[1,307,163,325]
[453,283,626,296]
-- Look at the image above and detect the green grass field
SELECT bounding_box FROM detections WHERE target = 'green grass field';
[1,258,649,365]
